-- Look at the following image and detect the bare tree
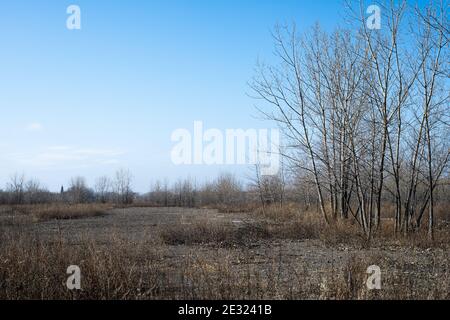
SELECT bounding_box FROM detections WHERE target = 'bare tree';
[214,173,243,208]
[24,178,50,204]
[114,169,134,205]
[412,2,449,238]
[251,0,449,238]
[250,162,285,210]
[7,173,25,205]
[95,176,111,203]
[68,176,93,203]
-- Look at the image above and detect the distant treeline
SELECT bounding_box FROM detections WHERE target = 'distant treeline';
[1,170,448,219]
[0,170,289,209]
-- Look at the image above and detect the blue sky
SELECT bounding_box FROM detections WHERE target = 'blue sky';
[0,0,419,192]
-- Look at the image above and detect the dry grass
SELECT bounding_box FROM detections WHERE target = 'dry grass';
[0,227,448,300]
[204,203,259,214]
[158,206,326,248]
[250,204,450,249]
[0,203,448,300]
[159,217,271,247]
[0,230,166,299]
[158,204,449,250]
[316,253,449,300]
[435,202,450,221]
[10,203,111,222]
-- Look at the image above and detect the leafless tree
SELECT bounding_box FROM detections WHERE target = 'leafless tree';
[68,176,93,203]
[213,173,243,207]
[251,0,449,238]
[250,163,285,210]
[7,173,25,205]
[95,176,111,203]
[24,178,50,204]
[114,169,134,205]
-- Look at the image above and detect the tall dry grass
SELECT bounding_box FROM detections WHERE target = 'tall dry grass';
[0,203,449,300]
[0,228,448,300]
[249,204,450,248]
[10,203,111,222]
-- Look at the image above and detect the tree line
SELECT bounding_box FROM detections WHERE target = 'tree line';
[0,170,294,209]
[0,169,133,205]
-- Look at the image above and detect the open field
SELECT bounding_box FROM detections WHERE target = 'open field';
[1,0,448,307]
[0,206,448,300]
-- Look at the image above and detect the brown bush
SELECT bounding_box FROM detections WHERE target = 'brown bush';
[159,217,272,247]
[158,212,321,247]
[11,203,111,222]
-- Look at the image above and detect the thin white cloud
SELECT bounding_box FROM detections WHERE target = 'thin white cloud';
[100,159,120,165]
[26,123,44,132]
[71,148,124,157]
[14,146,126,167]
[46,146,71,151]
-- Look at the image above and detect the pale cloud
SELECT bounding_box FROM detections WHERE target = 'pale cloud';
[46,146,71,151]
[13,146,126,167]
[71,148,124,157]
[100,159,120,165]
[26,123,44,132]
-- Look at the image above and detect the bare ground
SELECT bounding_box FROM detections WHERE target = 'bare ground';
[0,207,448,299]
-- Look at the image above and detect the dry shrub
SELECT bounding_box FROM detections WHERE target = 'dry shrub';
[252,203,300,222]
[435,202,450,222]
[318,253,450,300]
[318,255,370,300]
[159,218,319,246]
[12,204,111,222]
[0,230,168,300]
[251,205,367,245]
[174,248,304,300]
[159,218,271,247]
[367,217,450,249]
[160,205,450,248]
[395,228,450,249]
[319,220,369,248]
[209,202,258,214]
[251,204,449,249]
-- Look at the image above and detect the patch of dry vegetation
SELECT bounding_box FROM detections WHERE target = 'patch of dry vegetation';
[10,203,111,222]
[251,204,450,249]
[158,204,449,250]
[0,230,164,299]
[0,204,448,300]
[159,218,271,247]
[0,227,448,300]
[315,254,449,300]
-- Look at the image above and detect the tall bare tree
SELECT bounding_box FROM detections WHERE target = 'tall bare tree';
[251,0,449,238]
[114,169,134,205]
[95,176,111,203]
